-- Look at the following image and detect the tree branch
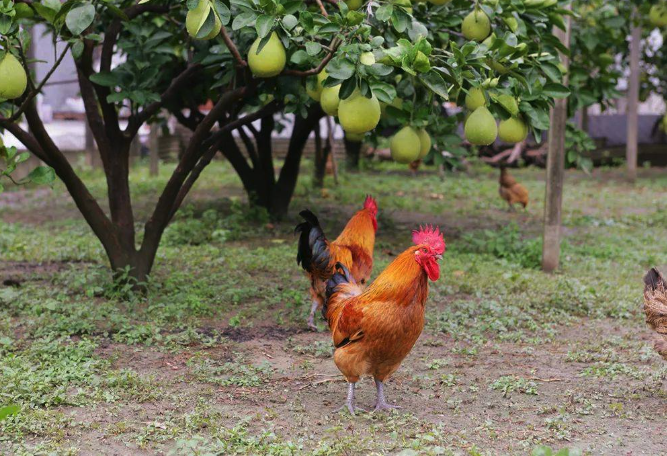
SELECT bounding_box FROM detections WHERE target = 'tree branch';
[282,38,341,76]
[201,100,281,150]
[221,27,247,68]
[101,4,171,74]
[8,43,72,123]
[126,64,203,137]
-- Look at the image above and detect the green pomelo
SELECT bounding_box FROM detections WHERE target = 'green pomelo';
[498,116,528,143]
[465,87,486,110]
[0,53,28,100]
[248,32,286,78]
[186,1,221,40]
[462,9,491,42]
[417,129,432,158]
[465,107,498,146]
[338,91,381,134]
[391,127,421,164]
[306,70,328,102]
[320,85,341,116]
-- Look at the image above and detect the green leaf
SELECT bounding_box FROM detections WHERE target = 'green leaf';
[540,62,561,83]
[290,50,309,65]
[187,0,201,11]
[89,71,120,87]
[326,57,355,80]
[339,77,357,100]
[419,71,448,100]
[213,0,231,25]
[0,405,20,421]
[196,9,216,39]
[27,166,56,185]
[282,14,297,30]
[317,23,340,34]
[305,42,322,56]
[232,12,256,30]
[66,3,96,36]
[255,14,274,39]
[375,4,393,22]
[542,82,570,99]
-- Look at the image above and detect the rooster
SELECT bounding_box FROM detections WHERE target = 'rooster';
[499,166,529,210]
[323,225,445,413]
[643,268,667,361]
[295,195,378,330]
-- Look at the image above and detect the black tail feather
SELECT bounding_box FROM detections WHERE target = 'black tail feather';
[323,263,355,318]
[644,268,666,291]
[295,209,331,274]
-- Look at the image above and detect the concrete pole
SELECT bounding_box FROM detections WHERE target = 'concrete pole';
[542,12,572,273]
[626,18,641,184]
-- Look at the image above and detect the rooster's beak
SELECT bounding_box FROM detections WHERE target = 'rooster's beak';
[435,254,443,260]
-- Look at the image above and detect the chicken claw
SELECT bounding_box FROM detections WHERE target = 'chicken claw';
[336,382,366,415]
[373,379,401,412]
[307,300,319,331]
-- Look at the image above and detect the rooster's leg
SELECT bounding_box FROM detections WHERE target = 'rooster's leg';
[336,382,365,415]
[373,379,401,412]
[307,300,319,331]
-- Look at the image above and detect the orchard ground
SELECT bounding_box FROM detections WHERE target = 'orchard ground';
[1,159,666,455]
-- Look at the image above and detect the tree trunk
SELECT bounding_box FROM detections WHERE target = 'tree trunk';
[626,18,641,184]
[542,9,572,273]
[313,122,330,188]
[344,137,362,170]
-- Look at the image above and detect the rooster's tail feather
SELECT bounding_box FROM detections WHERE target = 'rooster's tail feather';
[295,210,331,277]
[323,262,362,320]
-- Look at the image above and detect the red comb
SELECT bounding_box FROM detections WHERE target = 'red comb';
[412,225,446,254]
[363,195,378,216]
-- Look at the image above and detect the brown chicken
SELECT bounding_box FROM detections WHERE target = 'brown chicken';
[323,226,446,413]
[295,196,378,330]
[499,166,529,210]
[643,268,667,361]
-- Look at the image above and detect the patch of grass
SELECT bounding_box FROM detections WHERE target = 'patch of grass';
[490,376,538,398]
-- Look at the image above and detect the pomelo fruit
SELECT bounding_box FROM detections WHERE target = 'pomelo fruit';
[390,127,421,164]
[320,85,341,116]
[462,9,491,42]
[345,0,363,9]
[417,129,431,158]
[338,91,381,134]
[496,94,519,116]
[649,5,667,27]
[0,53,28,100]
[306,70,328,102]
[248,32,286,78]
[498,116,528,143]
[465,107,497,145]
[186,0,221,40]
[346,132,366,142]
[465,87,486,110]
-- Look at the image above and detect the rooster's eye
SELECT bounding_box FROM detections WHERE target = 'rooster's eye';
[422,247,428,253]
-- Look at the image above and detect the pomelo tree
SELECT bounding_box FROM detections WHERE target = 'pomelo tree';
[0,0,569,282]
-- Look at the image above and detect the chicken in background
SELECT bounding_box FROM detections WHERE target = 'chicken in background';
[643,268,667,361]
[295,196,378,330]
[499,165,529,211]
[323,226,446,413]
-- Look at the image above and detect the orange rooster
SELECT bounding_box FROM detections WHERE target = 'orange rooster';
[643,268,667,361]
[295,195,378,330]
[499,166,529,210]
[323,225,446,413]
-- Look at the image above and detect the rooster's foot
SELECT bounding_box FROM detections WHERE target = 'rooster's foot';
[373,402,401,412]
[307,301,320,331]
[336,382,364,415]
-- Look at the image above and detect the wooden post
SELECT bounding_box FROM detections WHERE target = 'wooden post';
[626,18,641,184]
[149,124,159,176]
[542,12,572,273]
